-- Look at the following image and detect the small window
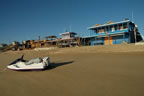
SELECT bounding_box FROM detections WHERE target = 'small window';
[110,26,115,32]
[97,27,105,33]
[123,23,128,29]
[101,27,105,33]
[105,27,109,32]
[114,25,117,31]
[118,24,123,30]
[94,29,97,33]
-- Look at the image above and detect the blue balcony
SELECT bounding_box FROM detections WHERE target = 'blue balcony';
[90,32,106,37]
[108,29,128,35]
[90,29,129,37]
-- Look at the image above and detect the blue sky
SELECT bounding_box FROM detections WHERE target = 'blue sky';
[0,0,144,44]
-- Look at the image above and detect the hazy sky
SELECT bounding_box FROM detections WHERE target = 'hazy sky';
[0,0,144,43]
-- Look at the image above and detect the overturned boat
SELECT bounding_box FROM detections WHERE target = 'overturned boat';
[7,55,50,70]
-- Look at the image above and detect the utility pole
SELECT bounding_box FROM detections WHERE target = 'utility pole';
[132,11,134,23]
[38,36,41,47]
[38,36,40,41]
[70,25,71,32]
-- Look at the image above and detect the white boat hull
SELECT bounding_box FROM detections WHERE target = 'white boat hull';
[7,56,50,71]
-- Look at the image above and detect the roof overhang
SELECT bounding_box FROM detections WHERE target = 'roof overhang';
[88,20,131,30]
[60,32,77,35]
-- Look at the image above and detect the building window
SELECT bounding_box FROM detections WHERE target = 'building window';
[110,26,115,32]
[114,25,117,31]
[94,29,98,33]
[97,28,105,33]
[123,23,128,29]
[118,24,123,30]
[105,27,108,32]
[101,27,105,33]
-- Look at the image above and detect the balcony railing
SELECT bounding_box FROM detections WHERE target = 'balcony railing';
[91,29,128,36]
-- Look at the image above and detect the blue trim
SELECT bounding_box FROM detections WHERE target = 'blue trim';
[108,29,128,34]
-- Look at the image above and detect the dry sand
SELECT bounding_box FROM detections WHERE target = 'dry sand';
[0,44,144,96]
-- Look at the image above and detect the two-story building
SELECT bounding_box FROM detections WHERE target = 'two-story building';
[57,32,79,47]
[60,32,77,39]
[87,20,142,46]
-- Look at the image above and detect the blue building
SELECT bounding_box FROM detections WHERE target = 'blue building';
[86,20,142,46]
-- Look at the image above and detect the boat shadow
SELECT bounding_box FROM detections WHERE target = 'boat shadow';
[16,61,74,72]
[44,61,74,70]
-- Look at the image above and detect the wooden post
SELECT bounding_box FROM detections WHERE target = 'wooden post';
[134,27,137,43]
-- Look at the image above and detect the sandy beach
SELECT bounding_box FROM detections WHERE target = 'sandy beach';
[0,44,144,96]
